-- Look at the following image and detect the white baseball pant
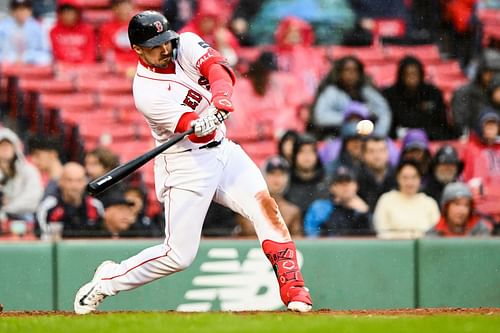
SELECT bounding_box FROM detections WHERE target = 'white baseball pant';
[98,139,291,296]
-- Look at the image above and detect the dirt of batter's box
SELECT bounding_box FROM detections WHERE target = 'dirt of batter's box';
[1,308,500,317]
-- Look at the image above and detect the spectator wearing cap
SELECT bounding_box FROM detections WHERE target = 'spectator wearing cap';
[374,159,440,239]
[36,162,104,238]
[452,49,500,136]
[123,186,163,237]
[383,56,456,140]
[462,108,500,220]
[304,166,371,237]
[426,182,494,237]
[102,192,136,238]
[424,145,464,203]
[399,128,433,186]
[50,0,96,63]
[237,156,302,237]
[99,0,136,65]
[357,136,397,212]
[318,101,368,175]
[0,0,51,64]
[287,134,329,217]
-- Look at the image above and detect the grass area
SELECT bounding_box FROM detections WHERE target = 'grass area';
[1,312,500,333]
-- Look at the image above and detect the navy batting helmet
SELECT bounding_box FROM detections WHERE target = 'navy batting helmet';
[128,11,179,48]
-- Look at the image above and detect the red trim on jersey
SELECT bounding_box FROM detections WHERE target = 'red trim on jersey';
[138,57,176,74]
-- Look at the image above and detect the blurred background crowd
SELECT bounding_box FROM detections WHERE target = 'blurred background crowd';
[0,0,500,240]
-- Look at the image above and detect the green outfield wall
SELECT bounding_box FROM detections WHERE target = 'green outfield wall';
[0,239,499,311]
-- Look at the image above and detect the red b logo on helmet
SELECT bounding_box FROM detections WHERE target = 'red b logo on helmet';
[154,21,164,33]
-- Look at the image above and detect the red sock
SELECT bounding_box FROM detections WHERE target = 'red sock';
[262,240,312,306]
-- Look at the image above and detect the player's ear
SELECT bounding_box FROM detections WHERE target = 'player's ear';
[132,45,143,56]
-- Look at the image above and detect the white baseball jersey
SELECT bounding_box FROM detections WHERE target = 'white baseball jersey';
[94,32,295,304]
[133,32,226,153]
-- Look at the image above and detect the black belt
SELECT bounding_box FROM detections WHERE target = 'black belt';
[198,140,222,149]
[180,140,222,153]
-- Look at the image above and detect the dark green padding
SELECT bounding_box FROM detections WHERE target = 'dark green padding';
[418,238,500,307]
[0,242,54,310]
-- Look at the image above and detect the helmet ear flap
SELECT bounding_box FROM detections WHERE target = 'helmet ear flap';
[171,37,179,59]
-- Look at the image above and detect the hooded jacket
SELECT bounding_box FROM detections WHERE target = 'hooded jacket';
[50,0,96,63]
[0,128,43,216]
[462,109,500,217]
[451,49,500,134]
[383,56,453,140]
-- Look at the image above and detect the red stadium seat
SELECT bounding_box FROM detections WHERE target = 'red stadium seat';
[330,46,385,65]
[427,61,465,81]
[40,92,97,110]
[98,93,136,109]
[59,108,118,125]
[79,122,139,149]
[133,0,163,10]
[77,76,133,95]
[0,63,54,79]
[79,0,111,8]
[239,140,277,166]
[19,78,75,94]
[384,44,441,64]
[366,63,398,87]
[82,9,114,28]
[55,62,112,80]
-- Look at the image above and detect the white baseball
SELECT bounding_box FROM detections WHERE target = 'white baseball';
[356,119,374,135]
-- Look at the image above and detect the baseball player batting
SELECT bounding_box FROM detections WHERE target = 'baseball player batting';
[74,11,312,313]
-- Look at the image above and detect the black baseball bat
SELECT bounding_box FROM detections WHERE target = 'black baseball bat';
[87,128,194,196]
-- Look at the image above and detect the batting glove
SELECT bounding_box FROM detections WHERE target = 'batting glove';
[214,110,230,123]
[191,115,219,137]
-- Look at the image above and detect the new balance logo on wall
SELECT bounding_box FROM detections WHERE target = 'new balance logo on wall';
[177,248,304,311]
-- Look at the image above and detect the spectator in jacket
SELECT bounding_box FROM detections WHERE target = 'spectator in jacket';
[287,134,329,216]
[374,159,440,239]
[304,165,371,237]
[237,156,302,237]
[383,56,455,140]
[99,0,136,65]
[311,56,391,138]
[179,1,239,66]
[36,162,104,238]
[272,16,324,99]
[452,49,500,136]
[426,182,494,237]
[424,145,464,202]
[357,136,397,211]
[50,0,96,63]
[0,127,43,219]
[123,186,162,237]
[0,0,51,64]
[462,108,500,219]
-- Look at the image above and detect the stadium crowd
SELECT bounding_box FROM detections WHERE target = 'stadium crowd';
[0,0,500,240]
